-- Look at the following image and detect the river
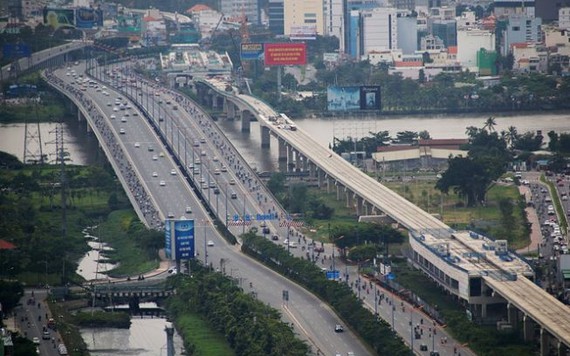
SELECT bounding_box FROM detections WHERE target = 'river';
[1,111,569,172]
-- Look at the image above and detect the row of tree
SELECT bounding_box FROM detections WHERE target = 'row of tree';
[241,232,411,355]
[166,263,309,356]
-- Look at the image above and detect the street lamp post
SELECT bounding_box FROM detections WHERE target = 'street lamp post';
[410,306,414,351]
[204,220,208,267]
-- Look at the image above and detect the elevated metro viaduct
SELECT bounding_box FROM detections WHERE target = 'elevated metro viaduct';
[193,77,570,355]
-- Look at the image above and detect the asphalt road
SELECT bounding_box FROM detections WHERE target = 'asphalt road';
[51,62,371,356]
[14,289,63,356]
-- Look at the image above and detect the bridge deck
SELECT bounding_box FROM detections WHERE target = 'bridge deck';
[484,276,570,346]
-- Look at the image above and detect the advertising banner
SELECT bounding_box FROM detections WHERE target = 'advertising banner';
[165,219,195,260]
[240,43,264,61]
[327,86,361,111]
[75,8,103,29]
[289,25,317,40]
[264,43,307,66]
[43,8,76,29]
[117,14,142,33]
[327,86,381,111]
[360,86,381,110]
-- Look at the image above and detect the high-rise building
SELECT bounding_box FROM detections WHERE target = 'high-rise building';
[493,0,535,18]
[391,0,416,11]
[221,0,260,25]
[431,20,457,47]
[344,0,381,57]
[501,14,542,55]
[283,0,325,37]
[397,14,418,54]
[536,0,570,22]
[361,7,399,54]
[560,7,570,30]
[268,0,285,35]
[324,0,344,50]
[457,29,495,70]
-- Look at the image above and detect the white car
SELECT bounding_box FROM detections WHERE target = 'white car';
[152,172,158,177]
[152,155,158,161]
[110,114,116,119]
[106,102,112,106]
[134,142,140,148]
[113,107,119,112]
[159,180,166,186]
[119,128,125,134]
[170,169,177,175]
[229,179,236,185]
[121,117,127,122]
[207,240,215,247]
[185,206,192,213]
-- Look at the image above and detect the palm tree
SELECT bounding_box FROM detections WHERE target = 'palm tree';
[503,125,518,149]
[483,116,497,132]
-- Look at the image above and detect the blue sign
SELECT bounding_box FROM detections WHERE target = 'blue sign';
[2,43,31,59]
[386,272,395,280]
[241,43,264,61]
[174,220,195,260]
[326,270,340,280]
[165,219,195,260]
[165,220,172,259]
[256,213,278,221]
[75,8,103,29]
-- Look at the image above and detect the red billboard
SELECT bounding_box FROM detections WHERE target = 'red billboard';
[264,43,307,66]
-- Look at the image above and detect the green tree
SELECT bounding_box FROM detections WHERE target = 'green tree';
[436,157,491,206]
[267,172,286,195]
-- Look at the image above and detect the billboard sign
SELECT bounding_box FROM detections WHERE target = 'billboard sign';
[264,43,307,66]
[75,8,103,29]
[43,8,76,29]
[327,86,381,111]
[326,270,340,280]
[2,43,31,59]
[289,25,317,40]
[165,219,195,260]
[323,52,339,62]
[241,43,264,61]
[117,14,142,33]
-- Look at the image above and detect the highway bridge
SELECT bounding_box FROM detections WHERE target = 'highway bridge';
[44,61,372,356]
[195,77,570,355]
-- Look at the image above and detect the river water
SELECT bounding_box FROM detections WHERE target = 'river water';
[81,317,184,356]
[1,112,569,171]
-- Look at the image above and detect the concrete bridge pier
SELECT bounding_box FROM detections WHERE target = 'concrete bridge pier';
[317,170,325,188]
[77,107,84,122]
[356,196,364,216]
[523,314,535,342]
[224,98,236,119]
[214,95,224,109]
[295,152,303,172]
[336,183,342,200]
[507,303,519,329]
[308,162,316,178]
[326,176,334,193]
[302,155,308,172]
[540,328,548,356]
[241,110,252,132]
[345,189,353,209]
[364,201,373,215]
[557,341,569,356]
[278,138,287,161]
[261,126,270,148]
[287,146,294,172]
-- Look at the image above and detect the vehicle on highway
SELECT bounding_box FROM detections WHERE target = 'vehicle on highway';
[207,240,215,247]
[110,114,116,119]
[262,227,270,234]
[134,142,140,148]
[272,235,279,241]
[121,117,127,122]
[33,337,40,345]
[214,188,220,195]
[214,168,221,175]
[185,206,192,213]
[152,172,158,177]
[231,192,237,199]
[152,155,158,160]
[148,146,154,151]
[200,138,206,143]
[167,212,174,218]
[209,181,216,188]
[334,324,344,332]
[119,128,125,134]
[229,179,236,185]
[42,330,50,340]
[159,180,166,186]
[170,169,177,175]
[221,165,228,172]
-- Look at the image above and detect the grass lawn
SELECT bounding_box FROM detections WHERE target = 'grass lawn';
[98,210,159,277]
[176,313,235,356]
